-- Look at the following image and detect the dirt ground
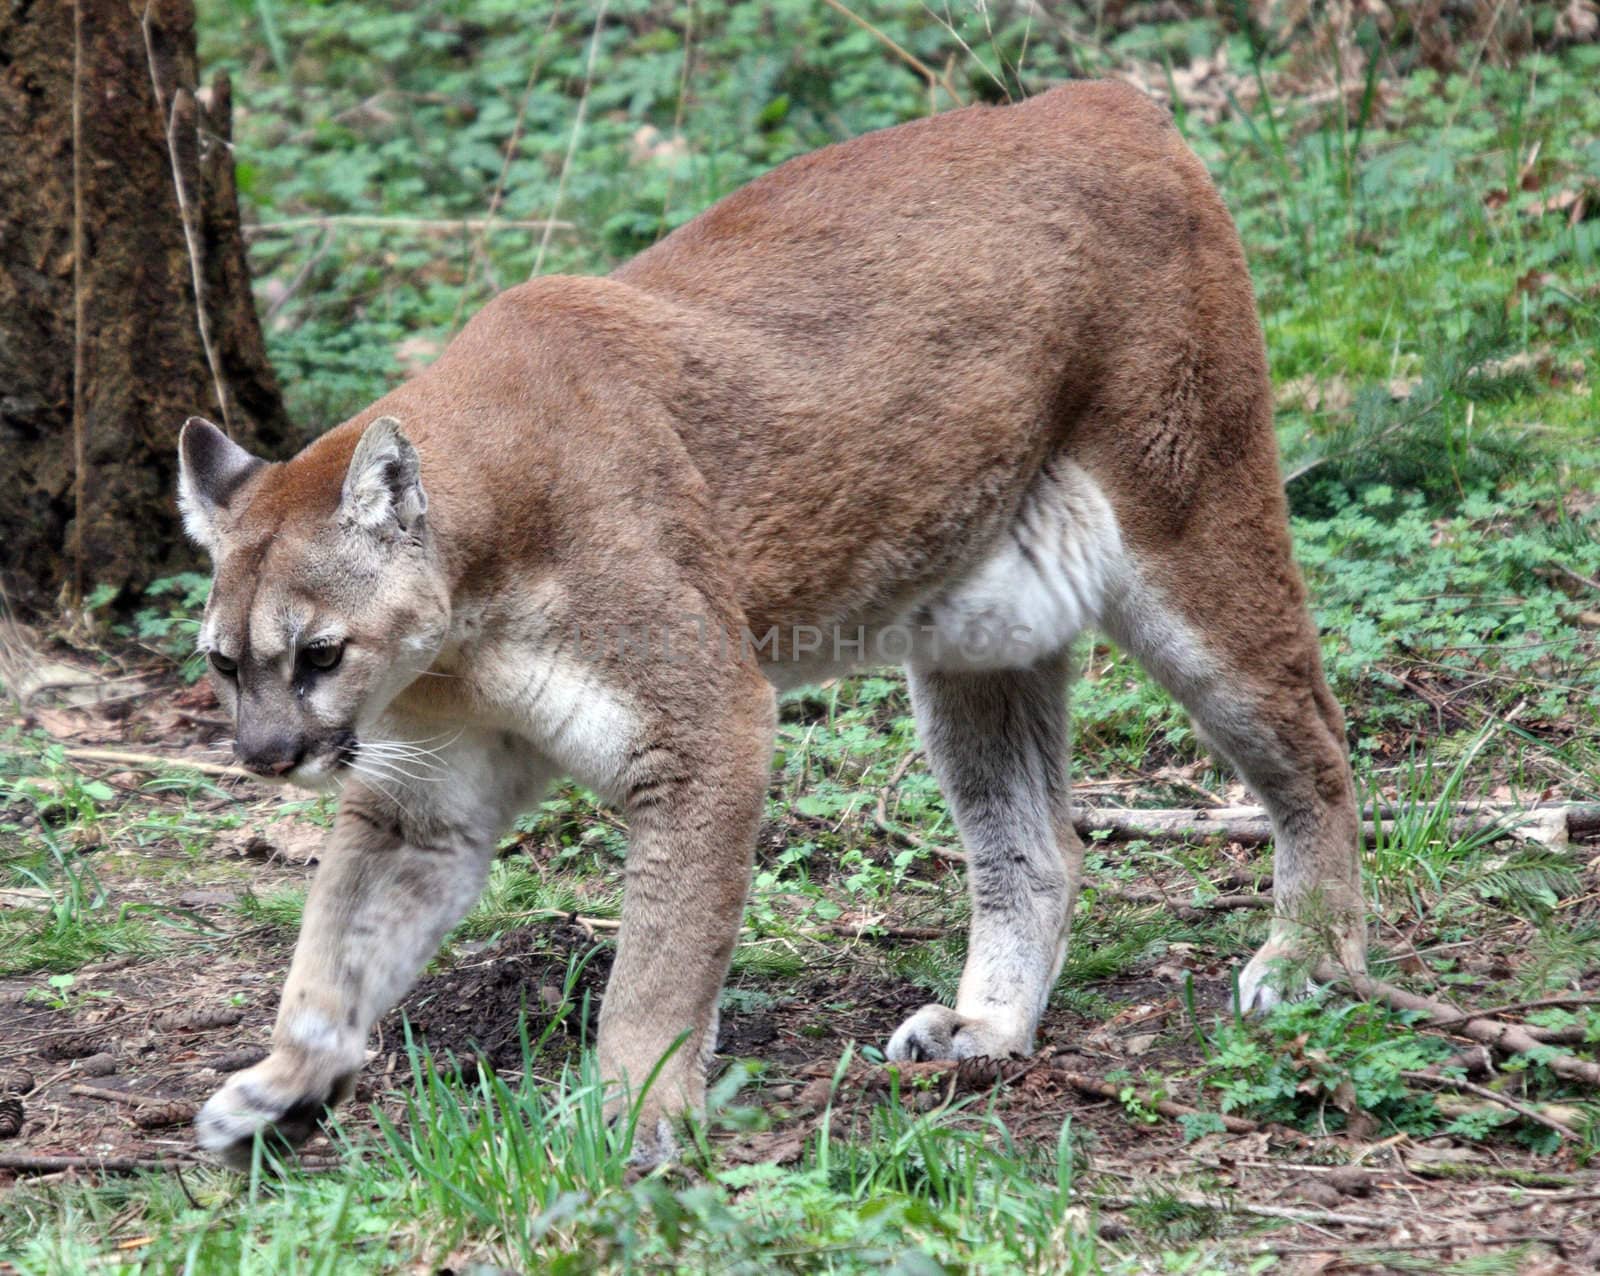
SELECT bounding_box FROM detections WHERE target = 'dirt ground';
[3,656,1599,1272]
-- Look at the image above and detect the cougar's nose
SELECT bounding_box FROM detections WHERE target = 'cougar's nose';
[236,735,305,777]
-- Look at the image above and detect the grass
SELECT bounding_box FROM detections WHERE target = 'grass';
[2,3,1599,1272]
[0,1036,1105,1274]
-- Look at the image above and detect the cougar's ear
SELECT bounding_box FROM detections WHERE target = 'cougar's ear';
[177,417,264,551]
[340,416,427,536]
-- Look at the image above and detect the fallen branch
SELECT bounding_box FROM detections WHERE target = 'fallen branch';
[1094,1189,1388,1230]
[494,909,621,932]
[1072,801,1598,847]
[1238,1232,1567,1257]
[873,1057,1263,1135]
[68,1083,168,1107]
[824,920,944,942]
[1316,961,1600,1089]
[1401,1070,1580,1140]
[1055,1069,1263,1134]
[245,215,574,237]
[1429,995,1600,1030]
[61,748,249,780]
[1100,887,1273,919]
[0,1150,338,1177]
[0,1150,196,1174]
[874,751,965,862]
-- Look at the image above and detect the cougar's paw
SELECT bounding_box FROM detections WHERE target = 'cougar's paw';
[1234,928,1367,1016]
[196,1057,354,1170]
[625,1108,681,1170]
[1233,940,1324,1015]
[884,1004,1028,1063]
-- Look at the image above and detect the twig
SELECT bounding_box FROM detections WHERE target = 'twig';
[494,908,620,931]
[70,0,87,607]
[1316,960,1600,1088]
[818,0,965,106]
[1093,1190,1388,1230]
[0,1151,198,1175]
[1467,1189,1600,1216]
[61,748,251,780]
[450,2,564,332]
[141,7,232,433]
[873,750,965,861]
[1055,1069,1263,1134]
[823,920,944,942]
[68,1083,168,1107]
[532,0,609,278]
[246,215,574,237]
[1401,1070,1579,1140]
[1430,995,1600,1030]
[1100,888,1273,919]
[262,228,333,324]
[1282,394,1445,486]
[656,0,695,237]
[1238,1233,1565,1257]
[1072,801,1598,847]
[874,1057,1263,1134]
[1540,562,1600,594]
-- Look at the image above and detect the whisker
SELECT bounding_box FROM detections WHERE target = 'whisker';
[347,762,424,827]
[385,727,466,753]
[362,740,449,761]
[352,751,443,785]
[357,748,447,778]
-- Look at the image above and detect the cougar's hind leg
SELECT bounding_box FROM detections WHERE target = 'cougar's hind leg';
[886,652,1081,1062]
[1102,505,1365,1012]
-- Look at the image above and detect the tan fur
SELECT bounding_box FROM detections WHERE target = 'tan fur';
[182,81,1365,1167]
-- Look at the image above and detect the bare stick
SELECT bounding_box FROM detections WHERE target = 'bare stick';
[0,1150,336,1176]
[1316,960,1600,1089]
[873,1058,1263,1134]
[818,0,965,106]
[824,920,944,942]
[68,1083,167,1107]
[1401,1070,1579,1140]
[1094,1191,1388,1230]
[1056,1069,1263,1134]
[1101,888,1273,918]
[873,750,965,861]
[141,6,232,434]
[450,3,564,331]
[62,747,251,781]
[247,215,575,237]
[1283,395,1445,486]
[1072,801,1598,846]
[70,0,87,607]
[1430,995,1600,1029]
[0,1151,193,1175]
[532,0,609,277]
[1240,1233,1567,1257]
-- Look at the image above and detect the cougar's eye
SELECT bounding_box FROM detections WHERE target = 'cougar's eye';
[209,652,238,677]
[303,641,344,672]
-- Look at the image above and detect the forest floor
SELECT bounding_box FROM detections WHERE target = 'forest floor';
[5,2,1600,1272]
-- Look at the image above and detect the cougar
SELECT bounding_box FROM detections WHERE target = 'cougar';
[181,81,1366,1167]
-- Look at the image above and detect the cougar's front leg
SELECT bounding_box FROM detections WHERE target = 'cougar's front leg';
[597,667,776,1164]
[197,729,536,1168]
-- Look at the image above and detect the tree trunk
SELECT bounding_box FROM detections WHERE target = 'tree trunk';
[0,0,290,611]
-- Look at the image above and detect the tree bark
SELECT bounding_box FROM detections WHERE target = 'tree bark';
[0,0,290,610]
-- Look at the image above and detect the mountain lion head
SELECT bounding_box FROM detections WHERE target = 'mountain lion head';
[176,415,450,787]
